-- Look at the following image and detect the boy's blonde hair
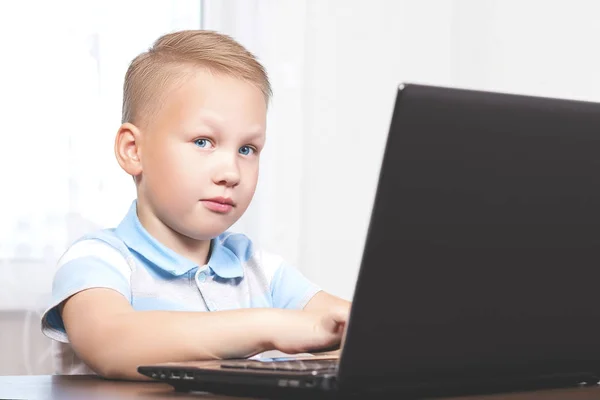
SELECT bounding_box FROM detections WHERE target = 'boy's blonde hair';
[122,30,272,127]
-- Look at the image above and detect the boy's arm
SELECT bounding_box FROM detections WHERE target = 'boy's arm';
[62,288,346,380]
[304,290,351,315]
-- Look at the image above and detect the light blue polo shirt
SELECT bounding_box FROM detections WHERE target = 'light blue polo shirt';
[41,200,321,374]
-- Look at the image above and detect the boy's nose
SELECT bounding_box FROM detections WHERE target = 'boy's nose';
[214,170,240,187]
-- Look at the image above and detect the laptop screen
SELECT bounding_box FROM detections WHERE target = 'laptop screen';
[339,84,600,388]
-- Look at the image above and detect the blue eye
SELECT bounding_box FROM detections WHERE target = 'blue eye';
[194,139,213,148]
[239,146,255,156]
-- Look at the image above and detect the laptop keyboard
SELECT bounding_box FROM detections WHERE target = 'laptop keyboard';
[221,359,338,372]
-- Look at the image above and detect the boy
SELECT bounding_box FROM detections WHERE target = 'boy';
[41,30,350,380]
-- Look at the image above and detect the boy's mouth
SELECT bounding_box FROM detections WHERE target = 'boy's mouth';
[201,197,235,213]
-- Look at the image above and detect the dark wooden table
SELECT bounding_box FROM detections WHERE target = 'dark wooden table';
[0,375,240,400]
[4,375,600,400]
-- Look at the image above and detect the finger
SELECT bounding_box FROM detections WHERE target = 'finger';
[330,306,350,324]
[321,316,346,338]
[320,314,340,334]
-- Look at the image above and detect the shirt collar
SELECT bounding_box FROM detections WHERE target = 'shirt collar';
[115,200,244,279]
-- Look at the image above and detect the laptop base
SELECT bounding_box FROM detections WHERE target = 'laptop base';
[139,364,600,399]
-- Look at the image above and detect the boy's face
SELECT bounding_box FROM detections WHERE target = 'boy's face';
[138,68,267,240]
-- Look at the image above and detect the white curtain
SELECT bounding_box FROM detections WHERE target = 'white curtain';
[0,0,202,375]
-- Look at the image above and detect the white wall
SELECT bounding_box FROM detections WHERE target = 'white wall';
[207,0,600,301]
[299,1,457,300]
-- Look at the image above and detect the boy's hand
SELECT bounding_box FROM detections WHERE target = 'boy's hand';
[270,308,349,354]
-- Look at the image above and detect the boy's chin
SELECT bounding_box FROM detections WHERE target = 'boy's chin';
[184,222,235,241]
[180,208,239,239]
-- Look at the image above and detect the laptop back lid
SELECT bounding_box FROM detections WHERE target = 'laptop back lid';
[337,84,600,392]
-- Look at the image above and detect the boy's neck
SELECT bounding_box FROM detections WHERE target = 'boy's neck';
[135,203,212,266]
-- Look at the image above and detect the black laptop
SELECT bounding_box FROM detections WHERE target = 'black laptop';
[139,83,600,397]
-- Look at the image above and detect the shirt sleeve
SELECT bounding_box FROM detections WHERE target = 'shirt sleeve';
[40,239,132,343]
[270,261,322,310]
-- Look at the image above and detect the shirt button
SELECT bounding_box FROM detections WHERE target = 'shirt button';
[198,271,207,283]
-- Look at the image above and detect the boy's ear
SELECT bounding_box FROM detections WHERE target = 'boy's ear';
[114,122,143,178]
